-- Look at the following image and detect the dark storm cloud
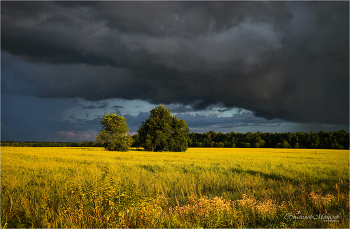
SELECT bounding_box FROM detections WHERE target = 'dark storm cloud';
[2,1,348,125]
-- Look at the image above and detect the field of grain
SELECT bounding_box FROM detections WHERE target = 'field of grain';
[1,147,349,228]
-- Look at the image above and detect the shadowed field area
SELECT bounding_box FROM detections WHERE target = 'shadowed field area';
[1,147,349,228]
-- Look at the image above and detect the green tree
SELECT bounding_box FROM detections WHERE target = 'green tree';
[254,139,265,148]
[96,113,133,151]
[282,140,290,148]
[243,142,251,148]
[131,134,141,148]
[216,142,225,148]
[138,105,190,152]
[294,142,300,149]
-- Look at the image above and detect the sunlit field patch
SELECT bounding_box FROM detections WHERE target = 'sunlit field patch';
[1,147,349,228]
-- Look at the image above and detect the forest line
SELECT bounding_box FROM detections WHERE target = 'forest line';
[2,130,348,150]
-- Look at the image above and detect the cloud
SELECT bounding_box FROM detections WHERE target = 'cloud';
[1,1,348,125]
[111,105,124,109]
[124,112,151,132]
[79,102,109,109]
[166,104,193,113]
[55,131,94,142]
[1,94,348,142]
[176,112,283,129]
[218,108,231,113]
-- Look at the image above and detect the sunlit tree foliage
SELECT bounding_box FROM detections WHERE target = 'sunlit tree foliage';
[137,105,190,152]
[96,113,133,151]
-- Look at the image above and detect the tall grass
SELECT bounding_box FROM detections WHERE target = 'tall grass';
[1,147,349,228]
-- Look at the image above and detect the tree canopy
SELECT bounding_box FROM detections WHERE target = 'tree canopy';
[96,113,133,151]
[137,105,190,152]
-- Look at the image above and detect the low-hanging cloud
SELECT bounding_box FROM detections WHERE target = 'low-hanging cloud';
[2,1,348,125]
[79,102,109,109]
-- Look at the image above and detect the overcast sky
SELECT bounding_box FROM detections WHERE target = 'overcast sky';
[1,1,349,142]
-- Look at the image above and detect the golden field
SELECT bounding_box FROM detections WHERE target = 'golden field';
[1,147,349,228]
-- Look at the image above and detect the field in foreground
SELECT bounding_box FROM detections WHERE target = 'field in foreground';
[1,147,349,228]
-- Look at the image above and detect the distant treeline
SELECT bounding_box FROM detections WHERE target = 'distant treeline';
[0,141,102,148]
[189,130,349,149]
[1,130,349,149]
[132,130,349,149]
